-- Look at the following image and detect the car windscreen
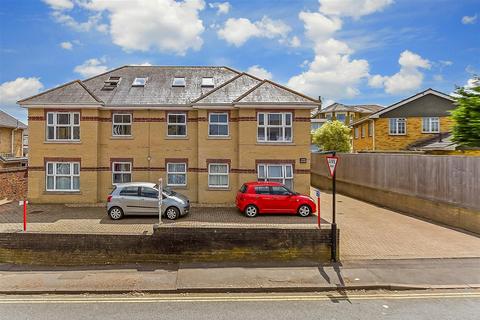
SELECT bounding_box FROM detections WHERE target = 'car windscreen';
[153,184,174,196]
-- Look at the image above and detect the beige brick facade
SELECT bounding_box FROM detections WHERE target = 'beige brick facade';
[27,107,312,204]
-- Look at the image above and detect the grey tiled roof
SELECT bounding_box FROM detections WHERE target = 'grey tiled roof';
[18,66,319,107]
[0,110,27,129]
[319,103,384,114]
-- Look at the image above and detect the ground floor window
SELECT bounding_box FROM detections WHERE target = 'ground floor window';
[46,162,80,191]
[257,163,293,189]
[112,162,132,184]
[208,163,229,188]
[167,162,187,186]
[422,117,440,133]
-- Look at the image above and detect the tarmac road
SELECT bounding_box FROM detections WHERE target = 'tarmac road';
[0,290,479,320]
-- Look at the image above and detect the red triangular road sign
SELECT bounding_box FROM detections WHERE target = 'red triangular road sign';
[326,156,338,177]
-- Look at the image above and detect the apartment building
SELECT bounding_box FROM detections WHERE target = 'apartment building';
[18,66,318,204]
[351,89,455,152]
[0,110,28,168]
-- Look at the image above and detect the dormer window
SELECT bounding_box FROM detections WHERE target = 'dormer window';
[172,77,186,87]
[202,77,214,87]
[132,77,147,87]
[102,76,121,90]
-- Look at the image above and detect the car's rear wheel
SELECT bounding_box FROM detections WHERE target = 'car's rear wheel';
[245,205,258,218]
[298,204,311,217]
[165,206,180,220]
[108,206,124,220]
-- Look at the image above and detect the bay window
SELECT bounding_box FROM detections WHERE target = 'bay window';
[46,112,80,141]
[257,112,292,142]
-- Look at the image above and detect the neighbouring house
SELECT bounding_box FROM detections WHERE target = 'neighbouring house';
[0,110,28,168]
[351,88,456,152]
[17,66,318,204]
[311,103,383,126]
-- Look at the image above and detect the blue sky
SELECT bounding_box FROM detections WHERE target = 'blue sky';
[0,0,479,122]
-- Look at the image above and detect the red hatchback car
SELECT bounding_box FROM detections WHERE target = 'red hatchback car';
[236,181,316,217]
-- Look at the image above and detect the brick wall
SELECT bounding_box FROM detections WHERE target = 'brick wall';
[0,226,338,265]
[0,168,27,200]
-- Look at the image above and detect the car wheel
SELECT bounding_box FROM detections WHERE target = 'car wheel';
[245,205,258,218]
[165,207,180,220]
[298,205,311,217]
[108,207,124,220]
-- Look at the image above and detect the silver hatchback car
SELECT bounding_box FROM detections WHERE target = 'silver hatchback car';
[107,182,190,220]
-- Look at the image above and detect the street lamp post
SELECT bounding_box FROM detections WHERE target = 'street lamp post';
[158,177,163,225]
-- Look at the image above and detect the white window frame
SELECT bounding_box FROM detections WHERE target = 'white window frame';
[361,124,366,138]
[132,77,147,87]
[208,163,229,188]
[45,162,80,192]
[257,112,293,143]
[389,118,406,135]
[336,112,347,123]
[167,162,187,187]
[257,163,294,189]
[325,113,332,121]
[167,113,187,137]
[354,127,359,139]
[349,114,354,124]
[112,113,132,137]
[368,121,373,137]
[46,112,80,141]
[201,77,214,87]
[172,77,186,87]
[422,117,440,133]
[112,161,132,184]
[208,112,229,137]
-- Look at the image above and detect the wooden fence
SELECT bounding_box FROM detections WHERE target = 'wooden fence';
[311,153,480,211]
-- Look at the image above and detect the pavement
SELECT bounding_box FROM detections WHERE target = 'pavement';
[0,258,479,294]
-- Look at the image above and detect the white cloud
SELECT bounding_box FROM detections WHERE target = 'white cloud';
[60,41,73,50]
[370,50,431,94]
[0,77,44,105]
[287,12,369,99]
[131,62,153,66]
[289,36,301,48]
[368,74,387,88]
[42,0,73,10]
[319,0,393,19]
[247,65,273,80]
[433,74,443,81]
[461,14,477,24]
[218,16,291,47]
[74,58,108,78]
[439,60,453,66]
[45,0,206,55]
[209,2,230,15]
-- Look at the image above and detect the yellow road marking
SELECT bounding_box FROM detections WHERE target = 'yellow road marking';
[0,292,479,304]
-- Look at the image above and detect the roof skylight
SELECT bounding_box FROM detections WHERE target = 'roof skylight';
[132,77,147,87]
[102,76,121,91]
[201,77,214,87]
[172,77,186,87]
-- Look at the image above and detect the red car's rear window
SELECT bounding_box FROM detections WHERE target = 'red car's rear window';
[239,184,248,193]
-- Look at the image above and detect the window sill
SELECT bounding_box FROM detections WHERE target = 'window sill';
[43,191,82,195]
[388,133,407,136]
[167,185,188,190]
[44,141,81,144]
[165,136,188,140]
[256,142,295,146]
[421,132,440,134]
[207,136,231,140]
[207,187,231,191]
[110,136,134,140]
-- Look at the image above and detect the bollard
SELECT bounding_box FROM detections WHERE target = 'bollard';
[23,199,27,231]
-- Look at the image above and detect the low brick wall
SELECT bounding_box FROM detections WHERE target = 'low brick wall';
[312,173,480,235]
[0,226,338,265]
[0,168,27,201]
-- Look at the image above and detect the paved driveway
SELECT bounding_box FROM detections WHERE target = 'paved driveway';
[1,192,479,261]
[311,188,480,260]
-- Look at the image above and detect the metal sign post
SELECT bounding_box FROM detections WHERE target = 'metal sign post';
[19,199,28,231]
[158,178,163,225]
[325,154,339,262]
[315,189,321,229]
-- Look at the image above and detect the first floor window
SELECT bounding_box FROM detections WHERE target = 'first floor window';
[208,163,229,188]
[422,117,440,133]
[112,162,132,184]
[257,163,293,189]
[46,112,80,141]
[389,118,406,135]
[167,113,187,136]
[361,125,366,138]
[368,122,373,136]
[46,162,80,191]
[336,113,346,123]
[354,127,359,139]
[167,162,187,186]
[209,112,229,136]
[257,112,292,142]
[112,114,132,136]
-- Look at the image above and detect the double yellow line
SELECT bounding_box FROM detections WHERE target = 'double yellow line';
[0,291,479,304]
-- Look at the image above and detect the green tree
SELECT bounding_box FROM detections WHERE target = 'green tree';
[312,120,351,152]
[451,77,480,148]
